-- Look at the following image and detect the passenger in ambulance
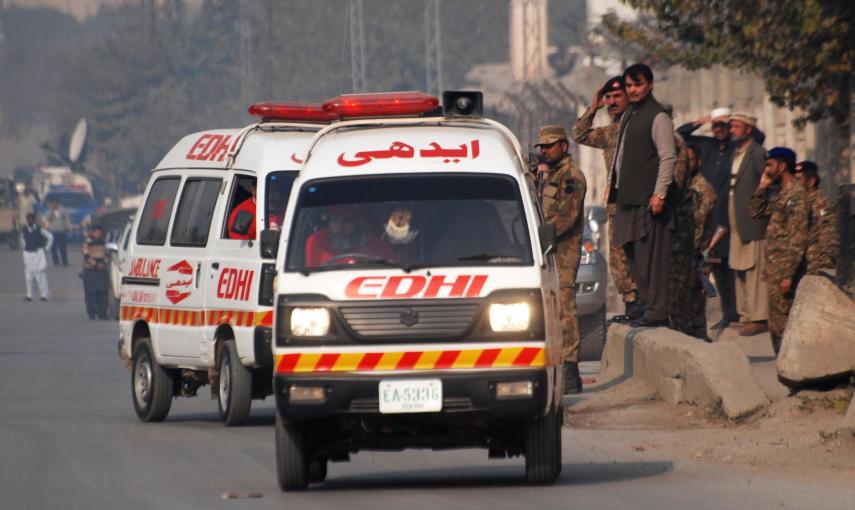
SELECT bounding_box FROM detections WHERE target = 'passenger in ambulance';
[382,205,422,263]
[304,204,395,266]
[267,186,285,231]
[227,180,256,240]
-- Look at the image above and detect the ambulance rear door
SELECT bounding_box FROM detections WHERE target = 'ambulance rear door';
[156,170,224,363]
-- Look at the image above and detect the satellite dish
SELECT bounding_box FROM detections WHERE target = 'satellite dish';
[68,118,88,163]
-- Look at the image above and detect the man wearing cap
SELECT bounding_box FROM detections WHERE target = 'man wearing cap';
[726,113,771,336]
[610,63,676,328]
[571,76,643,323]
[677,108,765,329]
[535,125,587,394]
[794,161,838,274]
[749,148,808,354]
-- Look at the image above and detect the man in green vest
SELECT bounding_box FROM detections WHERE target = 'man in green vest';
[610,63,677,328]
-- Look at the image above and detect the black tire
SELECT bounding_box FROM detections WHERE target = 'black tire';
[525,407,562,484]
[131,338,173,422]
[275,413,309,491]
[217,340,252,426]
[308,457,328,484]
[579,305,606,362]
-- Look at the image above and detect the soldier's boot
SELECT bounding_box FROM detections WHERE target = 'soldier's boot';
[564,362,582,395]
[610,291,644,324]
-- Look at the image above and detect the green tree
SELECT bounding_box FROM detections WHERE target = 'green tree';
[601,0,855,184]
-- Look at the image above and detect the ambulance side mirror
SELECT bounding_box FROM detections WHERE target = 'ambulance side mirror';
[105,242,119,254]
[260,229,280,259]
[538,224,556,257]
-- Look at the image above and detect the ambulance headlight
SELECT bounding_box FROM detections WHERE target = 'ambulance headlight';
[489,302,530,332]
[290,308,331,337]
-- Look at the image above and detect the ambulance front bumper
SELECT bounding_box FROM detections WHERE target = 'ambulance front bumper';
[274,369,548,423]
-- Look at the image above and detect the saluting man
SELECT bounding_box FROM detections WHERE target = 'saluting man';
[535,125,587,394]
[748,148,808,355]
[21,212,53,302]
[793,161,838,274]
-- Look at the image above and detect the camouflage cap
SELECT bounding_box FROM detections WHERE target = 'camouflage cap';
[536,125,568,146]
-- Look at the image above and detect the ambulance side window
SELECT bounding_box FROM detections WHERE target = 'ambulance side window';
[222,175,257,239]
[171,178,222,247]
[136,177,181,246]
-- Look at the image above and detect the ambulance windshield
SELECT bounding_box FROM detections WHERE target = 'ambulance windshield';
[286,174,533,273]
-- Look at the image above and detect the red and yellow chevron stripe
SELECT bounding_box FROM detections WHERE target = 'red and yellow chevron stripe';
[275,346,545,374]
[120,305,273,328]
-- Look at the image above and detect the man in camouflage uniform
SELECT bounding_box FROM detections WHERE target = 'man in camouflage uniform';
[669,142,716,339]
[748,148,808,355]
[536,125,587,394]
[794,161,838,274]
[82,225,110,320]
[571,76,643,322]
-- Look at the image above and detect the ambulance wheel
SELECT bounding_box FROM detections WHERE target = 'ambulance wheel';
[524,407,562,484]
[132,338,173,422]
[308,457,328,484]
[217,340,252,426]
[275,413,309,491]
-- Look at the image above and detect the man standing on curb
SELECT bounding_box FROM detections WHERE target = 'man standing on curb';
[610,63,676,328]
[536,125,587,394]
[748,148,808,354]
[571,76,643,323]
[726,113,770,336]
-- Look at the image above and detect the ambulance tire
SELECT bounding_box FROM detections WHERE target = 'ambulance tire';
[524,407,562,484]
[132,338,173,422]
[275,413,309,491]
[579,305,606,362]
[308,457,328,484]
[217,340,252,426]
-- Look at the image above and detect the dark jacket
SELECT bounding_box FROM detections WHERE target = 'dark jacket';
[731,140,769,242]
[616,95,666,206]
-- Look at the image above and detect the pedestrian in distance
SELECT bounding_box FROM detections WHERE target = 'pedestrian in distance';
[793,161,838,275]
[535,125,587,394]
[82,225,110,320]
[610,63,677,328]
[748,148,808,355]
[725,113,770,336]
[16,184,38,229]
[676,108,766,330]
[20,212,52,302]
[571,76,644,323]
[43,198,70,266]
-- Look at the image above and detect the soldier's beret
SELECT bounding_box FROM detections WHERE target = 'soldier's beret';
[767,147,796,163]
[602,76,625,93]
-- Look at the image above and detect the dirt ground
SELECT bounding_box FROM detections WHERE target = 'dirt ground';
[564,377,855,483]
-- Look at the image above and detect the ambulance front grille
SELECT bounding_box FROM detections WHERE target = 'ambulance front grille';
[338,303,481,339]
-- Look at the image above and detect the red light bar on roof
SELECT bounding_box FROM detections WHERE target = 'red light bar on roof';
[322,91,440,119]
[247,102,336,122]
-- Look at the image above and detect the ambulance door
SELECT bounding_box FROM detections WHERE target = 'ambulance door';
[157,173,224,363]
[206,172,260,365]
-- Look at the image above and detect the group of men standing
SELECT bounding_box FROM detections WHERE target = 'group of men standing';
[535,63,839,395]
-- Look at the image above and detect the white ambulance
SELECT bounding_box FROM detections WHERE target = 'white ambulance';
[267,92,564,490]
[119,104,333,426]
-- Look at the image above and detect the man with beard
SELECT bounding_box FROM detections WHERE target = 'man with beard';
[727,113,770,336]
[535,125,587,393]
[748,148,808,354]
[610,64,676,328]
[571,76,643,323]
[677,108,765,329]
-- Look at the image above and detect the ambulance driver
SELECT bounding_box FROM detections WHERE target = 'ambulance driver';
[227,180,256,240]
[304,204,394,266]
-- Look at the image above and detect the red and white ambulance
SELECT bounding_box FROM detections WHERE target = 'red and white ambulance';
[119,105,333,426]
[268,92,564,489]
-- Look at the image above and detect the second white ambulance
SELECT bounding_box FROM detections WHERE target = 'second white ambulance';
[267,92,564,489]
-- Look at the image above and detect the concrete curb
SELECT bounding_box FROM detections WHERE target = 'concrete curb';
[600,324,768,420]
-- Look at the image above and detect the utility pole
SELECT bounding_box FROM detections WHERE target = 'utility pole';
[424,0,442,96]
[349,0,366,92]
[510,0,548,82]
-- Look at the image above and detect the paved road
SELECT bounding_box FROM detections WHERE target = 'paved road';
[0,248,852,509]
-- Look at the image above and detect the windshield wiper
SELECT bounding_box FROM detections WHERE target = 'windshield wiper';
[299,257,406,276]
[456,253,522,262]
[401,254,522,272]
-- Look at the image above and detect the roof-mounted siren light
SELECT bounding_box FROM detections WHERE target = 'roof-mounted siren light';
[247,102,336,123]
[442,91,483,118]
[322,91,440,119]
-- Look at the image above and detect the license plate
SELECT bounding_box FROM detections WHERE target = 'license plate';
[378,379,442,414]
